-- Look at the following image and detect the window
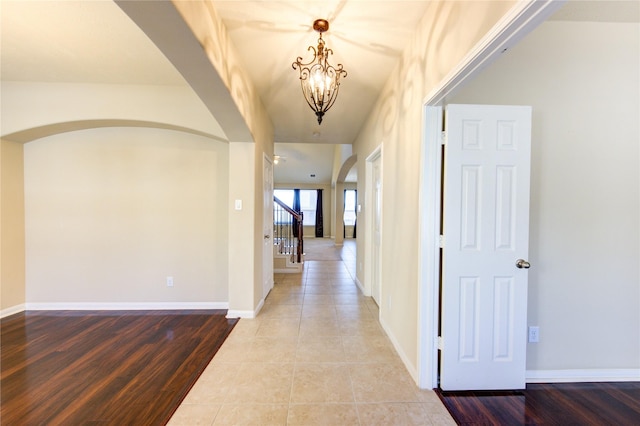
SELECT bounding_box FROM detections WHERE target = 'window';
[274,189,293,208]
[299,190,317,226]
[344,189,357,226]
[274,189,317,226]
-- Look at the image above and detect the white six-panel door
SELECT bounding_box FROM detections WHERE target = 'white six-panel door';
[440,104,532,390]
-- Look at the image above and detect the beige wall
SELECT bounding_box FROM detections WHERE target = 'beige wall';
[171,0,270,142]
[353,0,516,377]
[2,0,274,316]
[1,82,225,140]
[0,79,231,311]
[24,127,229,305]
[1,140,26,312]
[229,142,256,311]
[172,0,275,314]
[451,20,640,371]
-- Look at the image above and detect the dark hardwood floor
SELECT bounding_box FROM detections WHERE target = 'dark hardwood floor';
[1,310,237,425]
[437,382,640,425]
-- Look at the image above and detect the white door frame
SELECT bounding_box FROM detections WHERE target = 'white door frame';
[262,153,274,300]
[417,106,444,389]
[416,0,564,389]
[364,145,383,300]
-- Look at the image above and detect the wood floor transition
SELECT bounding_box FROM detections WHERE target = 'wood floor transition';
[1,310,236,425]
[437,382,640,425]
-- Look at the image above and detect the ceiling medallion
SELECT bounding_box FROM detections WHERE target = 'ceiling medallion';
[292,19,347,125]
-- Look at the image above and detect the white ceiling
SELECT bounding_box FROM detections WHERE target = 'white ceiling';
[1,0,637,184]
[211,0,431,146]
[273,143,337,184]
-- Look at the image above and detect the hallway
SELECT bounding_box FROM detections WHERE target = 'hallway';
[169,239,455,425]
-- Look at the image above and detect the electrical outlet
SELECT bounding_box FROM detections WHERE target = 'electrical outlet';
[166,276,174,287]
[528,326,539,343]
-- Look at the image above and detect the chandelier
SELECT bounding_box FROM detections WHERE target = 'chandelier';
[292,19,347,125]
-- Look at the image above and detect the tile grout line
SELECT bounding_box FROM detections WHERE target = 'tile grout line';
[173,252,453,425]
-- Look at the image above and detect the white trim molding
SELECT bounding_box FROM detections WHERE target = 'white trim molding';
[380,316,419,385]
[364,144,383,304]
[24,302,229,311]
[355,276,367,296]
[273,253,304,274]
[423,0,565,106]
[1,304,26,318]
[526,369,640,383]
[417,106,444,389]
[227,298,264,319]
[226,310,254,319]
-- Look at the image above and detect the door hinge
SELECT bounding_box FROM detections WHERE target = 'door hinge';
[437,336,444,350]
[440,131,447,145]
[438,235,444,248]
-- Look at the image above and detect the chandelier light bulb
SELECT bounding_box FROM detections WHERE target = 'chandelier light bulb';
[292,19,347,125]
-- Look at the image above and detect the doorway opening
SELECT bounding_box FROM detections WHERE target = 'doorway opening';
[416,0,562,390]
[365,146,382,306]
[343,189,357,239]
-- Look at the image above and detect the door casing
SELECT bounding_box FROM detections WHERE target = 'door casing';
[371,152,382,306]
[262,154,274,300]
[364,145,383,302]
[416,0,565,389]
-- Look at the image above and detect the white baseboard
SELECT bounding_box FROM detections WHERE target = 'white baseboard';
[274,253,303,273]
[526,369,640,383]
[1,304,26,318]
[23,302,229,311]
[254,298,265,317]
[227,298,264,319]
[355,276,368,296]
[379,316,419,385]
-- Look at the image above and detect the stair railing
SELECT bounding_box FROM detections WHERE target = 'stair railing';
[273,196,303,263]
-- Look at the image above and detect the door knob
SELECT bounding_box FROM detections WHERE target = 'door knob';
[516,259,531,269]
[264,234,271,239]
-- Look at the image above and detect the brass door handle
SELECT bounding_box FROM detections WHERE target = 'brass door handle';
[516,259,531,269]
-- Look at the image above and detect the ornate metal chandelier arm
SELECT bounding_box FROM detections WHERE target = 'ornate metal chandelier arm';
[291,19,347,125]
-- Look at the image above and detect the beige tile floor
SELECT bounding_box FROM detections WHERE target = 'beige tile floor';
[169,240,455,425]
